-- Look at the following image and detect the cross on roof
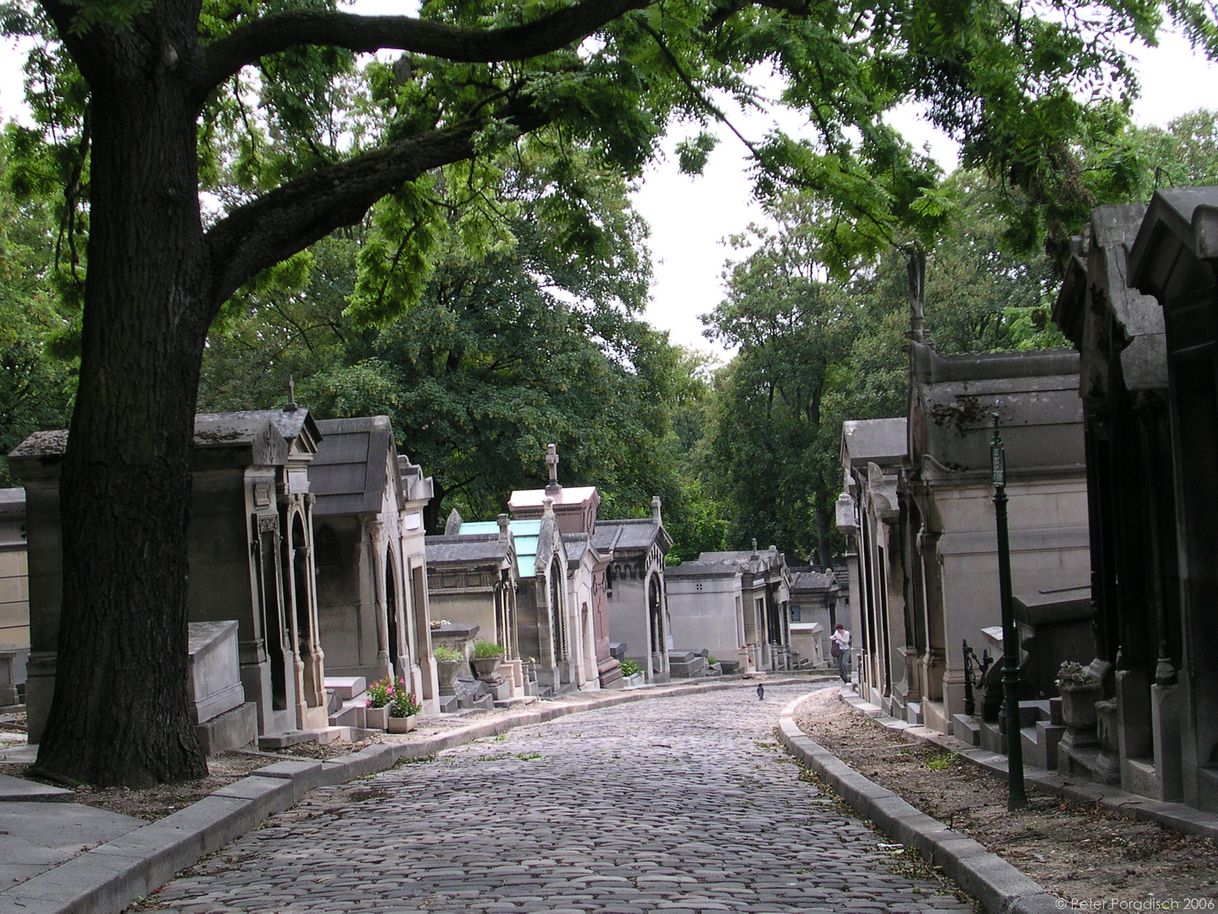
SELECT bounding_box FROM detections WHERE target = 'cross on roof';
[545,443,561,493]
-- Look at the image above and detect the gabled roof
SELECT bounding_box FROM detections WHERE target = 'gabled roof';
[312,416,399,517]
[591,517,671,555]
[10,408,320,471]
[1129,186,1218,300]
[509,485,598,509]
[425,533,512,568]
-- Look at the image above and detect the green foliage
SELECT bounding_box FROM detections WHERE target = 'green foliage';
[387,678,422,718]
[0,125,77,485]
[473,640,504,659]
[432,645,462,662]
[619,659,642,677]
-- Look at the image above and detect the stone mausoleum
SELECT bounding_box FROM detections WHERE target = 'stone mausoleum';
[11,407,327,743]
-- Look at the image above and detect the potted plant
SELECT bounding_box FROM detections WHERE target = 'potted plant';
[433,644,466,694]
[387,677,422,733]
[364,677,392,730]
[619,658,644,687]
[471,640,505,680]
[1056,660,1103,733]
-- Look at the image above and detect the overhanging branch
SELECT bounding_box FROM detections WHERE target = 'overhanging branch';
[204,102,550,310]
[198,0,652,98]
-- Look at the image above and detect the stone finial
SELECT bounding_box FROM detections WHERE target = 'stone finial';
[543,496,554,517]
[751,537,758,557]
[497,513,510,543]
[651,495,662,526]
[285,374,298,412]
[545,443,561,494]
[444,507,463,536]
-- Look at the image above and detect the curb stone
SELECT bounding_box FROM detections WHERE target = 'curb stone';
[0,673,832,914]
[777,694,1064,914]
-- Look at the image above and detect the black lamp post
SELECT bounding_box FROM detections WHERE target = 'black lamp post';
[991,413,1028,810]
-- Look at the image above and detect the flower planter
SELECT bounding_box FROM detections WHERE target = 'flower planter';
[472,656,502,681]
[1060,682,1103,731]
[387,714,418,734]
[365,705,390,730]
[435,658,467,695]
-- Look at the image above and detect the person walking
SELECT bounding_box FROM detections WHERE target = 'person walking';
[756,682,765,701]
[830,623,852,683]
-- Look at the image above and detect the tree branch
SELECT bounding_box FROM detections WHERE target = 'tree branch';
[205,101,549,310]
[198,0,652,98]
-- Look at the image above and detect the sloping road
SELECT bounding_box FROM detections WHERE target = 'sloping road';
[139,683,974,913]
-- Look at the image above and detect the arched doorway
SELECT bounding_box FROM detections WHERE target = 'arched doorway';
[385,546,401,677]
[647,574,664,679]
[549,556,566,666]
[257,526,287,711]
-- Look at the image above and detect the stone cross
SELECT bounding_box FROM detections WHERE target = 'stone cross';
[545,443,561,493]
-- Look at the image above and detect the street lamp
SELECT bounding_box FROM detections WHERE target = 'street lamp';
[991,413,1028,810]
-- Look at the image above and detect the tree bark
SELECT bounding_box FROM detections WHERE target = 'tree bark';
[33,31,212,786]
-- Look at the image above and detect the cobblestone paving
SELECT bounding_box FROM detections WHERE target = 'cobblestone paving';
[142,683,975,913]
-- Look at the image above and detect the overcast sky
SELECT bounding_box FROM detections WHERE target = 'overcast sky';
[2,16,1216,361]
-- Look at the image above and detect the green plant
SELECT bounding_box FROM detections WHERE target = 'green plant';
[924,751,953,772]
[1056,660,1099,688]
[387,677,422,718]
[619,659,642,677]
[365,678,392,709]
[707,655,718,666]
[473,640,505,659]
[433,645,462,662]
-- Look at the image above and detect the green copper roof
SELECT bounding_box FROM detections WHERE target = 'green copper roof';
[459,519,542,578]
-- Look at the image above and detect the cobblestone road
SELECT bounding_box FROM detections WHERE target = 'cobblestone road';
[142,683,975,913]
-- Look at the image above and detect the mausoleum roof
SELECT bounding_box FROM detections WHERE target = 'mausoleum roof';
[425,534,511,567]
[312,416,414,517]
[790,569,838,594]
[459,518,544,578]
[0,487,25,517]
[10,408,320,470]
[1054,204,1166,394]
[1129,186,1218,300]
[841,419,906,468]
[591,517,670,555]
[908,342,1083,480]
[508,486,598,510]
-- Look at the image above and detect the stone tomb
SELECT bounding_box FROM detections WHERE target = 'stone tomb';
[0,488,28,707]
[10,407,330,742]
[188,621,257,755]
[667,544,794,674]
[310,416,439,713]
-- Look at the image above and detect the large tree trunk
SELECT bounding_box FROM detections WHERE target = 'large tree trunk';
[32,60,212,786]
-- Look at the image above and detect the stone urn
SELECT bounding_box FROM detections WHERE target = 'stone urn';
[387,714,418,734]
[1059,681,1103,744]
[365,704,390,730]
[435,658,467,695]
[472,656,502,681]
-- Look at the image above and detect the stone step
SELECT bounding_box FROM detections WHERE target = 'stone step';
[258,729,320,750]
[493,695,538,709]
[457,693,494,712]
[328,703,364,729]
[951,713,981,746]
[323,676,367,702]
[436,694,460,714]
